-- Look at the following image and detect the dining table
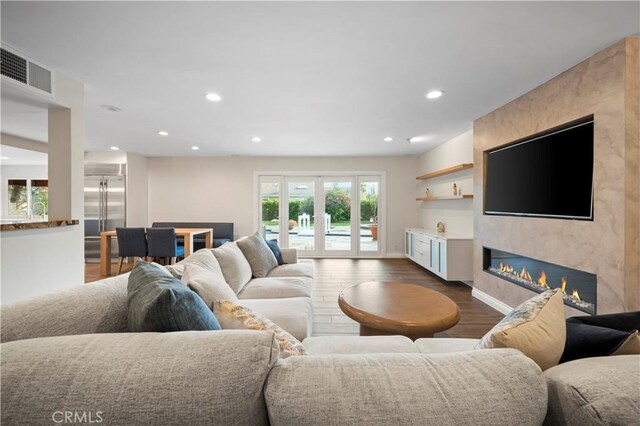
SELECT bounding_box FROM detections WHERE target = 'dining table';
[100,227,213,276]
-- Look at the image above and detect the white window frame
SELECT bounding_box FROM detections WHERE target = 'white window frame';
[255,171,386,258]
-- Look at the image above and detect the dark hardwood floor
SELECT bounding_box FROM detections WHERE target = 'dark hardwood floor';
[311,258,503,338]
[85,258,503,339]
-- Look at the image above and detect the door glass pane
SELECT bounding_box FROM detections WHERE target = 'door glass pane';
[324,181,352,251]
[7,179,28,217]
[260,180,280,244]
[287,180,315,251]
[360,180,379,252]
[31,179,48,219]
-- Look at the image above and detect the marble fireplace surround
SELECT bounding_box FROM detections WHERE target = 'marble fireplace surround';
[473,37,639,316]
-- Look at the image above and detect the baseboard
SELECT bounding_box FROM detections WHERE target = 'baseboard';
[472,288,513,315]
[385,252,406,258]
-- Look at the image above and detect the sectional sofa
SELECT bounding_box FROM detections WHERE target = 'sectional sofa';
[1,247,638,425]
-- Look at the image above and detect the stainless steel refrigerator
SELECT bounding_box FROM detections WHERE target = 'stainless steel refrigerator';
[84,163,126,262]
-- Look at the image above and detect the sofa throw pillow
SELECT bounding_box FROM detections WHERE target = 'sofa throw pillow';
[212,242,253,294]
[475,289,566,370]
[566,311,640,332]
[565,311,640,357]
[165,248,221,279]
[560,322,636,363]
[236,232,278,278]
[127,261,221,332]
[181,262,239,307]
[612,330,640,355]
[213,300,307,358]
[266,240,285,265]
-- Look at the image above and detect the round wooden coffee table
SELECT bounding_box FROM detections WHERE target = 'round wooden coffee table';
[338,281,461,340]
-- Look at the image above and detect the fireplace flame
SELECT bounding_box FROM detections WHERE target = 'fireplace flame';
[490,262,588,308]
[572,289,581,301]
[537,271,550,289]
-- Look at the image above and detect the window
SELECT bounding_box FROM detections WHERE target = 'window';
[7,179,48,218]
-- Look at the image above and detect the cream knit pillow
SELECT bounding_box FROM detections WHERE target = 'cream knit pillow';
[213,300,307,358]
[476,289,566,370]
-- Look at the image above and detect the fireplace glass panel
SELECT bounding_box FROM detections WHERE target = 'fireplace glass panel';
[483,247,596,315]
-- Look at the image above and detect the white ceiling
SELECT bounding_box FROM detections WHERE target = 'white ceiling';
[1,1,638,157]
[0,145,48,166]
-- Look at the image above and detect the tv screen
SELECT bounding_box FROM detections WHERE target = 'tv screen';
[484,118,594,220]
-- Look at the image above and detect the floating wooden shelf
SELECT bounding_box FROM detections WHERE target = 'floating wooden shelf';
[416,195,474,201]
[416,163,473,180]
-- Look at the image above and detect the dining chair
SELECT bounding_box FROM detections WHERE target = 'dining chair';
[146,227,185,265]
[115,227,148,275]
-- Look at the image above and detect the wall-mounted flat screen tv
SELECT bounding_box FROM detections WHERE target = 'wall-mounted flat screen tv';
[484,117,594,221]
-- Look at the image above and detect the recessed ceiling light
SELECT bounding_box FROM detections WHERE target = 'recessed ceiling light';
[407,136,430,144]
[191,146,200,151]
[100,105,121,112]
[0,156,9,160]
[205,93,222,102]
[383,137,393,142]
[251,137,262,143]
[425,90,444,100]
[110,146,120,151]
[158,131,169,136]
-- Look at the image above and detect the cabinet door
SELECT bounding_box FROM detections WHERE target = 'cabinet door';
[438,239,447,276]
[414,234,428,266]
[405,231,415,257]
[430,237,439,271]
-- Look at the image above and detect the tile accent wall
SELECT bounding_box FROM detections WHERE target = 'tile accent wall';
[473,37,640,315]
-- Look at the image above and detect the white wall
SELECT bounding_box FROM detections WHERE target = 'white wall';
[0,165,48,218]
[84,151,127,164]
[147,156,419,256]
[126,152,148,227]
[417,130,474,236]
[1,71,85,304]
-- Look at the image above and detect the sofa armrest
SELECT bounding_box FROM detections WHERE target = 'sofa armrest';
[280,248,298,264]
[1,330,278,425]
[1,274,130,343]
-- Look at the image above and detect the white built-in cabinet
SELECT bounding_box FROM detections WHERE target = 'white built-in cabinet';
[405,228,473,281]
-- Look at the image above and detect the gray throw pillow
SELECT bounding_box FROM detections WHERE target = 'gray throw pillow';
[182,262,239,307]
[212,242,253,294]
[165,248,221,279]
[237,232,278,278]
[127,261,221,332]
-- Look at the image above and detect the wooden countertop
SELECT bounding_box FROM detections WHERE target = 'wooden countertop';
[0,219,80,231]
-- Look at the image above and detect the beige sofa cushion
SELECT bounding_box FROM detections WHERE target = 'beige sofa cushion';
[236,232,278,278]
[165,248,221,279]
[303,336,418,355]
[265,349,547,425]
[476,289,566,370]
[267,260,313,278]
[182,263,238,306]
[415,338,480,354]
[212,242,253,294]
[238,276,313,299]
[544,355,640,425]
[214,297,313,341]
[214,300,306,358]
[1,331,278,425]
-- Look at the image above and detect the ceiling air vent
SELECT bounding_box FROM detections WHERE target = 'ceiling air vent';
[1,48,27,84]
[0,46,54,96]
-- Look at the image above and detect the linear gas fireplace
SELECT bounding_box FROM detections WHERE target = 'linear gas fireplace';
[483,247,597,314]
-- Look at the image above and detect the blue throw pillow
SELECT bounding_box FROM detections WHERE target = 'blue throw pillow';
[266,239,284,265]
[127,261,221,332]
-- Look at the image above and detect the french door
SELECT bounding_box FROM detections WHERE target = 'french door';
[258,174,382,257]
